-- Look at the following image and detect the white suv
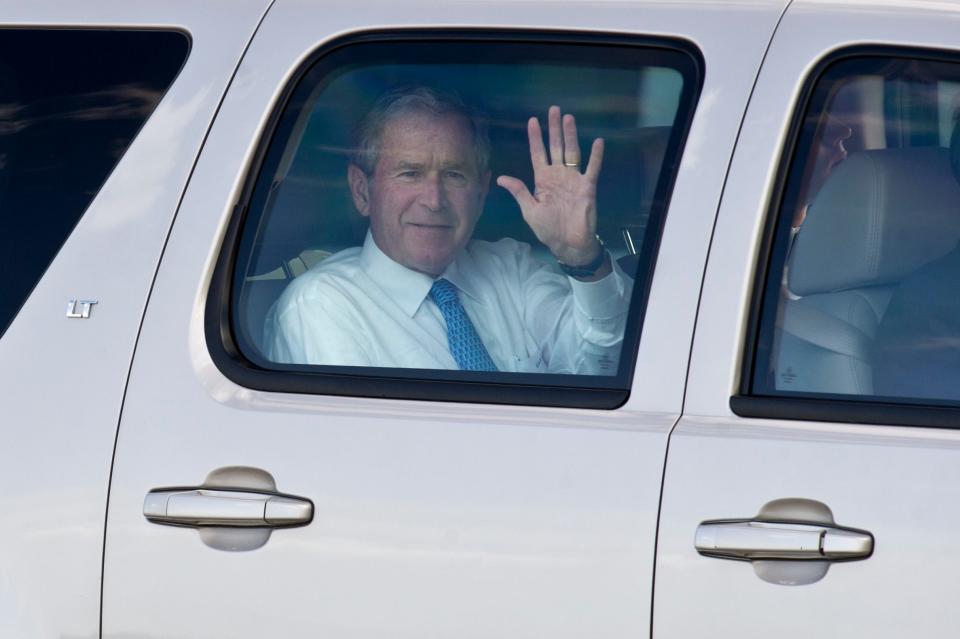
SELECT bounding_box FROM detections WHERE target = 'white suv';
[4,1,960,637]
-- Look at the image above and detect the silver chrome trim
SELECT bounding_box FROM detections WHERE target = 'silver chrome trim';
[65,299,98,318]
[695,520,873,561]
[143,487,313,528]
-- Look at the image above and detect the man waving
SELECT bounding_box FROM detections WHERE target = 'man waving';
[266,86,632,375]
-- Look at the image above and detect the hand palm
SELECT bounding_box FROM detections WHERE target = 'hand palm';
[525,166,597,255]
[496,106,605,265]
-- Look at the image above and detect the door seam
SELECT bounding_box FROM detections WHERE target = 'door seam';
[649,1,795,636]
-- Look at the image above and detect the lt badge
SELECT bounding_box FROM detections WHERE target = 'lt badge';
[66,299,98,319]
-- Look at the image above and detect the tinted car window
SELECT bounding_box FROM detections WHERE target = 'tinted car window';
[0,29,188,338]
[751,54,960,407]
[219,34,701,407]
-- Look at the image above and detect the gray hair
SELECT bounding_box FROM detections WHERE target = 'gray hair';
[351,86,490,175]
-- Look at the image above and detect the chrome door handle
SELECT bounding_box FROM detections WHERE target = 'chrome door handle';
[143,487,313,528]
[695,520,873,561]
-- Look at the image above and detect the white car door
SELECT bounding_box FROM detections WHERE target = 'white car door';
[0,3,270,638]
[101,2,785,637]
[656,2,960,637]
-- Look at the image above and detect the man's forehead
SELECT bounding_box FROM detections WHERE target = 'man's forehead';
[377,112,478,164]
[381,111,473,145]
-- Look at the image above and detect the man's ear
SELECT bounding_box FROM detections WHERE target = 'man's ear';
[348,163,371,217]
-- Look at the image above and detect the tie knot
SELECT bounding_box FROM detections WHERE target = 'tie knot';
[429,278,459,307]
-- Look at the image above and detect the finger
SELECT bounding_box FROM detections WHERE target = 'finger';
[584,137,605,182]
[497,175,537,210]
[548,105,563,165]
[562,114,581,167]
[527,117,547,170]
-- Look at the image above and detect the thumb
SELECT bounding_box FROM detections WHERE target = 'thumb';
[496,176,535,211]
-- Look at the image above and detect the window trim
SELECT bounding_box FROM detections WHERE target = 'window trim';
[733,44,960,429]
[205,28,704,409]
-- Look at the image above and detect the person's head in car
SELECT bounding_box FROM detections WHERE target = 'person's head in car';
[346,87,492,277]
[793,114,853,228]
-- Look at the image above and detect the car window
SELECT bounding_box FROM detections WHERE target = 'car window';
[0,29,188,339]
[750,52,960,407]
[219,34,701,407]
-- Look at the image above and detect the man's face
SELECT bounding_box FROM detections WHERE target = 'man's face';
[809,116,853,198]
[349,111,490,276]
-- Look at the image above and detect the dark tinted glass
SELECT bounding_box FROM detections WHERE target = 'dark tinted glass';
[0,29,188,338]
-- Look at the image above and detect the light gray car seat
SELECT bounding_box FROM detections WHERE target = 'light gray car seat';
[775,147,960,395]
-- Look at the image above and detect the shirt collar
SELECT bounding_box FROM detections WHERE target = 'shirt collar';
[359,232,434,317]
[442,249,482,304]
[359,232,483,317]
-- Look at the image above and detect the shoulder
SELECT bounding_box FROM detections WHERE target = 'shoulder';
[911,243,960,283]
[889,243,960,306]
[467,236,529,255]
[273,247,363,314]
[878,244,960,341]
[461,238,567,293]
[464,237,542,268]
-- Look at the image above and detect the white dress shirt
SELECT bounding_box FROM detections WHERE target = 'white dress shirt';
[264,232,633,375]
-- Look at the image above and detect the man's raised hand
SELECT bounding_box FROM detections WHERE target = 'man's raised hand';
[496,105,605,267]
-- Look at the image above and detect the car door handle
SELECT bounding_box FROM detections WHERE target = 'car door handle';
[695,520,873,561]
[143,487,313,528]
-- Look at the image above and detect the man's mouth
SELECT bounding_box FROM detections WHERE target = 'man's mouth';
[408,222,453,229]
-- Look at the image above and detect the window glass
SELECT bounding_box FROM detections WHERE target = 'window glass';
[231,37,699,393]
[752,54,960,406]
[938,80,960,145]
[0,29,188,339]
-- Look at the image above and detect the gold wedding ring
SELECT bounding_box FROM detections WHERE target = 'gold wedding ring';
[564,162,579,167]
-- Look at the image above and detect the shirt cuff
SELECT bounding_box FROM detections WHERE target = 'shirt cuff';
[568,255,629,319]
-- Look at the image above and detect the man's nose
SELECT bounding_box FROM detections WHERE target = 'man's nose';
[418,174,446,211]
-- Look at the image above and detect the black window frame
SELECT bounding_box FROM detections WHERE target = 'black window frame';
[206,28,704,409]
[732,45,960,429]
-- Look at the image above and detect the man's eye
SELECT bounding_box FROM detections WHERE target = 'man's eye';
[444,171,467,181]
[399,170,420,178]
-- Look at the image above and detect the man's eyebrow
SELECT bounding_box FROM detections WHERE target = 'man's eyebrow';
[394,160,426,171]
[438,160,472,171]
[389,159,473,172]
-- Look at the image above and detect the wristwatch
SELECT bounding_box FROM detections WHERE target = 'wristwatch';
[557,237,607,278]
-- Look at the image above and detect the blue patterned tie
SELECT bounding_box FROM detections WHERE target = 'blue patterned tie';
[429,278,498,372]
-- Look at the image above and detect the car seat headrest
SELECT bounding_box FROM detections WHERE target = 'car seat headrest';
[789,147,960,295]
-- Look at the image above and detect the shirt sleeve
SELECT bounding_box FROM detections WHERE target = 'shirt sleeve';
[515,244,633,375]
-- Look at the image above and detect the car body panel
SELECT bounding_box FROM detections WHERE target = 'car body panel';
[656,2,960,636]
[101,1,785,637]
[0,2,272,637]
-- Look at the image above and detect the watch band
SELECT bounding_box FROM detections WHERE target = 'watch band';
[557,239,607,278]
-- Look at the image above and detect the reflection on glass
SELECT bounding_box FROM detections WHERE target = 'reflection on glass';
[0,30,188,338]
